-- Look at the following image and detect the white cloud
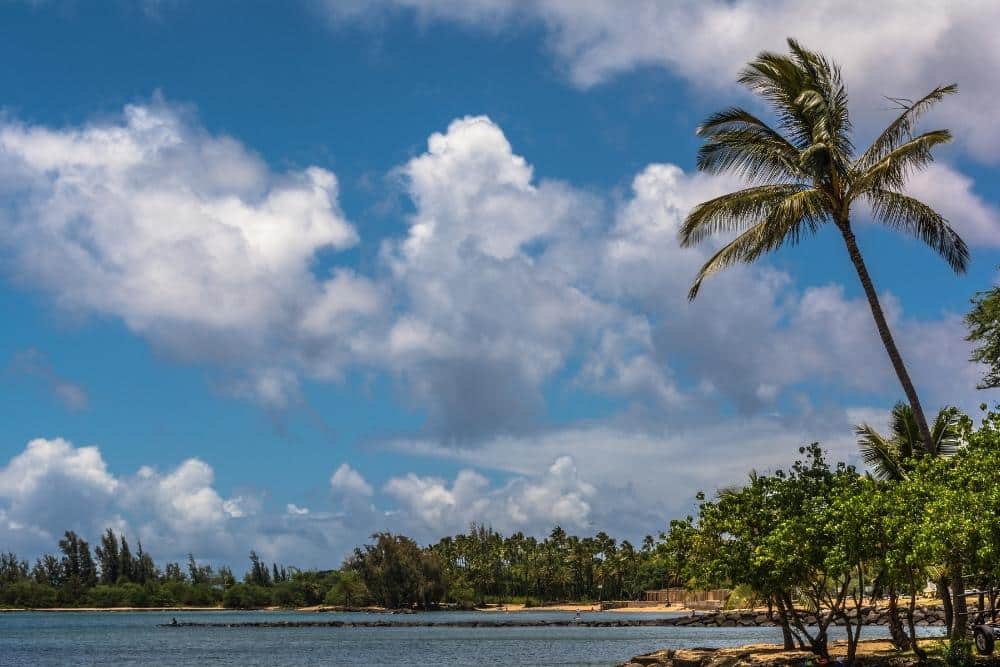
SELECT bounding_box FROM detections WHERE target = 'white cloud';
[382,455,595,536]
[324,0,1000,161]
[286,503,310,516]
[379,115,624,438]
[382,409,886,535]
[0,100,380,407]
[904,163,1000,247]
[2,105,981,438]
[0,101,985,484]
[330,462,374,497]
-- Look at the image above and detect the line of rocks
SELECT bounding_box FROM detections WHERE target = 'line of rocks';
[160,619,701,629]
[667,604,953,628]
[158,605,963,630]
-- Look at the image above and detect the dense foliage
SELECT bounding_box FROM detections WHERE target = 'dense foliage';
[684,407,1000,664]
[968,286,1000,390]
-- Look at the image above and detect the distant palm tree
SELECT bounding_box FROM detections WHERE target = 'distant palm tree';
[855,402,963,481]
[680,38,968,451]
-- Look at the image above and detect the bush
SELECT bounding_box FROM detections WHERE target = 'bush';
[271,582,305,608]
[0,581,58,608]
[222,583,272,609]
[323,571,372,607]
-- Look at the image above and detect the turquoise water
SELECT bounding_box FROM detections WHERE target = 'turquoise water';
[0,610,925,666]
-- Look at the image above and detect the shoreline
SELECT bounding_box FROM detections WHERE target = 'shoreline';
[0,603,692,614]
[620,639,939,667]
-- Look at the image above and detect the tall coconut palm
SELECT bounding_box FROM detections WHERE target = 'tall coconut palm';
[856,402,963,481]
[680,39,968,451]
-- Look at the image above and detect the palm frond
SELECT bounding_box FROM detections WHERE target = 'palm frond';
[679,184,810,246]
[855,423,907,482]
[887,402,919,461]
[787,39,853,165]
[686,188,826,299]
[857,84,958,170]
[866,189,969,273]
[696,107,805,182]
[929,406,963,457]
[737,50,815,150]
[851,129,952,193]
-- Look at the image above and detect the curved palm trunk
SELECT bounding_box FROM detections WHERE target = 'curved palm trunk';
[837,221,935,452]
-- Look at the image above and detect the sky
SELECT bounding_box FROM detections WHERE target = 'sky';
[0,0,998,569]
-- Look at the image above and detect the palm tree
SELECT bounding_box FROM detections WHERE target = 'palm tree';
[855,402,964,649]
[856,402,963,481]
[680,38,968,451]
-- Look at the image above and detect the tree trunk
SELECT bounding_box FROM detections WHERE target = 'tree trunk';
[951,567,968,642]
[906,574,926,660]
[837,220,934,452]
[886,588,912,651]
[940,576,954,636]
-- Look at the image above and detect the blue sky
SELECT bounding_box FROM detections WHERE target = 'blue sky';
[1,1,998,567]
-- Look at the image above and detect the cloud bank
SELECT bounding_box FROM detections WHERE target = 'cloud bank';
[0,98,992,561]
[324,0,1000,162]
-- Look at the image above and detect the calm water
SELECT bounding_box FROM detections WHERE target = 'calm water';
[0,610,927,666]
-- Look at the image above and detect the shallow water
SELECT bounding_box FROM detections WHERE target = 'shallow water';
[0,610,940,666]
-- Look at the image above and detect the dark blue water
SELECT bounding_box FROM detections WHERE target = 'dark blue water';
[0,610,929,666]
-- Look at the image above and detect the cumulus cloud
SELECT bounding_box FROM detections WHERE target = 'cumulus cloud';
[324,0,1000,161]
[382,455,595,537]
[0,100,381,407]
[380,115,620,439]
[0,104,982,441]
[382,409,890,536]
[0,438,118,549]
[904,163,1000,247]
[330,463,374,497]
[0,437,355,566]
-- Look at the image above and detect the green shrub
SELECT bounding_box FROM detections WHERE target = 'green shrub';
[222,583,272,609]
[323,571,372,607]
[271,581,305,608]
[0,581,58,608]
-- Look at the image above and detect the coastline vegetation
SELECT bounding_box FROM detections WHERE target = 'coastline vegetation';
[0,522,688,611]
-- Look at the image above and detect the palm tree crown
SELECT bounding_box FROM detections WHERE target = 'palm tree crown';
[855,402,963,481]
[681,38,967,451]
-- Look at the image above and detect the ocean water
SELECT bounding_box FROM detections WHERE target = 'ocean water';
[0,610,934,666]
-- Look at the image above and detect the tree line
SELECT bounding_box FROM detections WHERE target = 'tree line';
[0,521,690,610]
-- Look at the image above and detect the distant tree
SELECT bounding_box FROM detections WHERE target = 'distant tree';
[95,529,120,584]
[32,555,64,588]
[118,536,134,583]
[348,533,443,609]
[163,562,186,583]
[0,553,28,584]
[217,565,236,589]
[133,540,157,584]
[245,551,272,587]
[967,285,1000,390]
[58,531,97,588]
[187,554,204,585]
